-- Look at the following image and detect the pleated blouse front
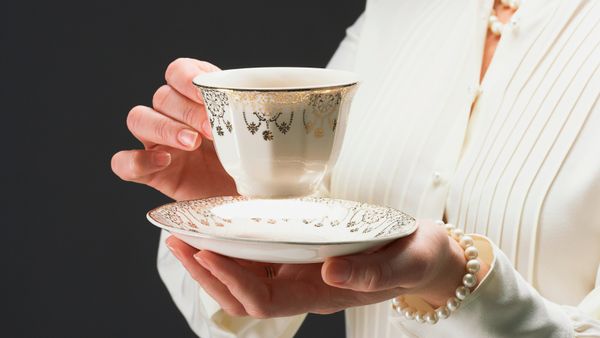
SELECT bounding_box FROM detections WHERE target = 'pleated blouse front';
[327,0,600,336]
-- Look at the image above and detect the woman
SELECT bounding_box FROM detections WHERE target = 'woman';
[111,0,600,337]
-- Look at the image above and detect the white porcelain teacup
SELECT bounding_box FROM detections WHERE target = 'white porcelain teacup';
[193,67,359,198]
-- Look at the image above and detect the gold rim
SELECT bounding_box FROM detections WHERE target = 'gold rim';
[192,82,358,93]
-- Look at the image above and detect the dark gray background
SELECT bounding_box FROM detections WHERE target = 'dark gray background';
[1,0,364,337]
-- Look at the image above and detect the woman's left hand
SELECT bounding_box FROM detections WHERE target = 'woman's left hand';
[166,220,483,318]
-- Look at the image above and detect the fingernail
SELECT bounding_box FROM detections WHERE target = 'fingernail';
[327,259,351,284]
[151,151,171,167]
[202,120,212,139]
[178,129,198,148]
[167,243,180,258]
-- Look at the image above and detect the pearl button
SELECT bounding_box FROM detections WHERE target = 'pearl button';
[432,171,442,185]
[510,14,521,32]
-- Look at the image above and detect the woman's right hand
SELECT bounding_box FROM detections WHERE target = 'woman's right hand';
[111,58,237,201]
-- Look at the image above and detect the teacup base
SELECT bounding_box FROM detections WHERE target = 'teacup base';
[236,182,318,199]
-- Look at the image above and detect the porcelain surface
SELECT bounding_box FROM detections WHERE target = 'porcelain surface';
[147,196,417,263]
[193,67,359,198]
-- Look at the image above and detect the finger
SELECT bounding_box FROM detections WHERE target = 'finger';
[194,251,279,318]
[199,253,321,317]
[322,226,426,292]
[199,251,399,317]
[166,237,247,316]
[111,149,171,183]
[152,85,213,139]
[127,105,201,150]
[165,58,220,104]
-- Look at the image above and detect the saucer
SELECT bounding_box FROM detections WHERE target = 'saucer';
[147,196,417,263]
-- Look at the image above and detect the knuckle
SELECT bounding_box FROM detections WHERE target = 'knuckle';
[152,85,172,111]
[361,264,384,291]
[154,119,173,142]
[181,102,200,128]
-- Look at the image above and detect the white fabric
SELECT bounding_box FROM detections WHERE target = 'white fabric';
[157,0,600,336]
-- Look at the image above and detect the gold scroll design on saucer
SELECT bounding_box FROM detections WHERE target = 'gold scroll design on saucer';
[301,197,415,238]
[201,88,233,136]
[151,196,416,239]
[243,111,294,141]
[151,197,244,230]
[303,92,342,138]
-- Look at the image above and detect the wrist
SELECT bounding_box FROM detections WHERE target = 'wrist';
[416,235,468,307]
[392,223,492,324]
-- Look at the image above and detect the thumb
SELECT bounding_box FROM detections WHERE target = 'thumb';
[322,254,397,292]
[321,234,421,292]
[111,149,172,184]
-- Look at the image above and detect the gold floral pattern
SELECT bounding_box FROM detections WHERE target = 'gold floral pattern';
[195,84,357,140]
[201,88,233,136]
[242,111,294,141]
[303,92,342,137]
[148,196,416,240]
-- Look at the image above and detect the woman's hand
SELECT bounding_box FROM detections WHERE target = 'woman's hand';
[166,220,489,318]
[111,58,236,200]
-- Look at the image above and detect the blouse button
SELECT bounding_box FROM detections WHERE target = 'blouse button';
[432,171,443,186]
[509,14,521,33]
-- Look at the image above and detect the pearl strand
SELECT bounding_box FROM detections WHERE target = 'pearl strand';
[488,0,521,36]
[391,221,481,324]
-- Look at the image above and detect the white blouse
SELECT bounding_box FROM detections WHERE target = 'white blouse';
[157,0,600,337]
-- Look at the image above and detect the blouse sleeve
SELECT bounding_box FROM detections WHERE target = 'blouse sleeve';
[326,12,365,71]
[395,235,600,337]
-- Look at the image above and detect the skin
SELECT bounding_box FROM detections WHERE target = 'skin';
[112,2,515,318]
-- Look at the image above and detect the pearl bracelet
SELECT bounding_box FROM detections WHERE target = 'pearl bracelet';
[391,221,481,324]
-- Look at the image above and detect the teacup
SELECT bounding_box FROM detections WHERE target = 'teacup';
[193,67,358,198]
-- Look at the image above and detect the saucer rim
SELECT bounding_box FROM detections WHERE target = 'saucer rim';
[147,196,417,246]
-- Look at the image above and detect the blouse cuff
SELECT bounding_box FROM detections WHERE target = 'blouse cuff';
[199,286,222,319]
[392,235,574,337]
